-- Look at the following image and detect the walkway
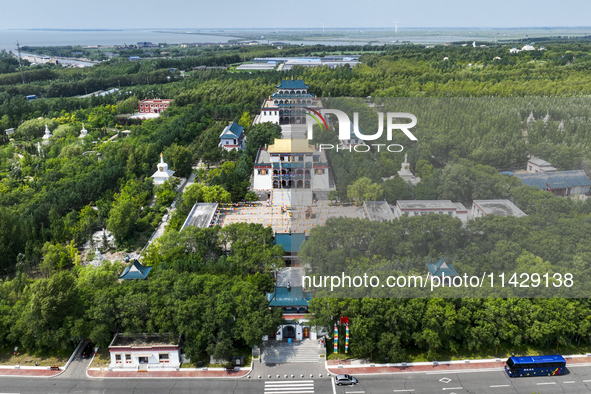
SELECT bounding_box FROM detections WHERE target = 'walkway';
[140,172,196,255]
[87,368,249,378]
[0,368,61,377]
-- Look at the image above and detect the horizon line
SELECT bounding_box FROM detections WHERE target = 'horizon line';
[3,26,591,31]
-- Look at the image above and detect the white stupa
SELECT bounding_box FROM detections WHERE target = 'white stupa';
[79,123,88,138]
[42,124,52,140]
[397,153,420,185]
[151,153,175,185]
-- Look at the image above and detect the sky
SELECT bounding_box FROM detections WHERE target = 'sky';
[0,0,590,30]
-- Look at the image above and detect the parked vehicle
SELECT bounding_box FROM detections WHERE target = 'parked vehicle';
[335,374,358,385]
[81,342,95,359]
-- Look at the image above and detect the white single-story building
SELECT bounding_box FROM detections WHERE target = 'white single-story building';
[471,199,526,219]
[527,157,557,174]
[393,200,469,222]
[108,333,181,370]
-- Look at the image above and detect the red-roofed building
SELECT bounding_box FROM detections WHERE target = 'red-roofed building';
[138,99,173,114]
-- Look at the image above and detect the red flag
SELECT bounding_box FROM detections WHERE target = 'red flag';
[340,316,349,324]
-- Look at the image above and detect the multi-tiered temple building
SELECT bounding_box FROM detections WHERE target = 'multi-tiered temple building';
[253,79,322,139]
[251,79,334,206]
[253,138,332,205]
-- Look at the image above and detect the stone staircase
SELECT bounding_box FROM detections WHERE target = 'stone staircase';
[263,339,322,364]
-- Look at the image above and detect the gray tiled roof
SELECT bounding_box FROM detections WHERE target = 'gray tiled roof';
[516,170,591,189]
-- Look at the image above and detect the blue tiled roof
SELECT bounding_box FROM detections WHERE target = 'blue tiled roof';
[275,233,306,253]
[426,257,458,277]
[516,170,591,190]
[219,121,244,139]
[119,260,152,280]
[270,93,315,99]
[277,80,308,89]
[267,287,311,307]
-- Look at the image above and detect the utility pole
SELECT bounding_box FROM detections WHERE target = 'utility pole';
[16,41,26,84]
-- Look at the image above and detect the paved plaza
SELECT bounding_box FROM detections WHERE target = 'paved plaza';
[216,200,366,234]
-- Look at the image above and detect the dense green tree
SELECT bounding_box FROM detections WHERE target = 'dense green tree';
[347,177,383,203]
[244,122,282,158]
[10,271,82,350]
[163,143,193,178]
[383,177,415,203]
[106,198,138,246]
[39,241,80,278]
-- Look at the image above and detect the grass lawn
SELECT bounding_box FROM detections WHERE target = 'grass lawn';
[327,343,591,363]
[0,346,73,366]
[89,347,110,368]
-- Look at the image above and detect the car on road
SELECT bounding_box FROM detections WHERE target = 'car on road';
[80,342,95,359]
[335,374,358,385]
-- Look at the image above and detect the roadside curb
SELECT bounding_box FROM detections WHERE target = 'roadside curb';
[85,361,253,379]
[85,369,251,379]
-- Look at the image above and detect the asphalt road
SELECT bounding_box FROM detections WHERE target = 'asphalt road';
[334,364,591,394]
[2,365,591,393]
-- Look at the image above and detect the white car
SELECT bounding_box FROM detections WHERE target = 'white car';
[335,374,358,385]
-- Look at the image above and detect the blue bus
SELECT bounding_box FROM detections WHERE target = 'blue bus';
[505,355,566,377]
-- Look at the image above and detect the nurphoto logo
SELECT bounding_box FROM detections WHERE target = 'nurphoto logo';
[306,108,418,152]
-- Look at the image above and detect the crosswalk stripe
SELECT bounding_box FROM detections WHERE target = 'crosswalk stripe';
[264,392,314,394]
[266,385,314,388]
[264,380,314,394]
[266,381,314,384]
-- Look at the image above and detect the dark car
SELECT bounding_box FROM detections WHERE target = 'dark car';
[335,374,358,385]
[81,342,95,359]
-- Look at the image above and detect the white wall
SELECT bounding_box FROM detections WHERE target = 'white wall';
[456,211,469,222]
[259,110,279,124]
[296,325,303,341]
[253,171,273,190]
[109,350,180,368]
[471,204,484,218]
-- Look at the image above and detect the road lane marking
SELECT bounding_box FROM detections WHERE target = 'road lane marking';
[393,390,415,392]
[563,381,575,383]
[537,382,556,385]
[345,392,365,393]
[490,385,510,387]
[426,368,505,375]
[442,388,463,391]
